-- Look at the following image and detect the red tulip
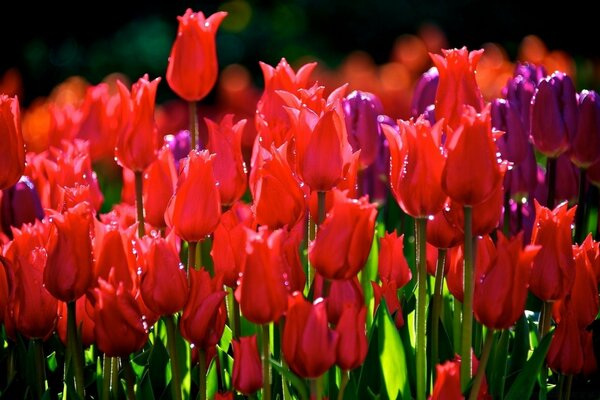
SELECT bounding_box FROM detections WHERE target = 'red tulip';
[473,232,540,329]
[430,360,463,400]
[309,190,377,279]
[180,268,227,350]
[166,9,227,102]
[0,256,8,324]
[0,95,25,190]
[57,295,96,348]
[313,274,364,325]
[143,145,177,229]
[547,304,584,375]
[115,75,161,172]
[232,335,263,395]
[372,279,404,328]
[444,181,504,236]
[431,47,484,130]
[250,144,306,230]
[93,270,148,357]
[442,105,504,206]
[529,201,575,301]
[165,150,221,242]
[335,304,368,371]
[205,114,248,206]
[4,221,57,339]
[378,231,412,288]
[426,207,463,249]
[237,228,289,324]
[140,235,189,316]
[383,117,447,218]
[93,221,137,292]
[44,202,94,302]
[283,292,339,378]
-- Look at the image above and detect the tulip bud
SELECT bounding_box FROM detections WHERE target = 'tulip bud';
[335,304,368,371]
[570,90,600,168]
[0,95,25,190]
[232,335,263,395]
[343,90,384,169]
[1,177,44,239]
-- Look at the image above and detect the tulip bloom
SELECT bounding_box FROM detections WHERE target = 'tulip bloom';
[232,335,263,395]
[1,177,44,239]
[547,306,584,375]
[143,146,177,229]
[431,47,484,130]
[44,202,94,303]
[310,190,377,279]
[335,304,368,371]
[343,90,384,169]
[530,72,578,158]
[378,231,412,288]
[93,272,148,357]
[283,293,339,378]
[444,181,504,236]
[372,280,404,328]
[313,274,364,325]
[4,222,57,339]
[165,150,221,242]
[140,236,189,316]
[166,9,227,102]
[180,269,227,350]
[383,117,447,218]
[57,295,96,348]
[430,360,463,400]
[206,115,248,206]
[237,228,289,324]
[115,75,161,172]
[571,90,600,168]
[93,222,137,291]
[491,98,529,165]
[426,207,463,249]
[473,232,540,329]
[410,67,439,118]
[442,105,504,206]
[0,95,25,190]
[529,201,576,301]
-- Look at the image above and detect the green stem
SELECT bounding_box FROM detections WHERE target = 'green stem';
[564,375,573,400]
[461,206,474,391]
[166,316,183,400]
[134,170,145,237]
[190,101,198,150]
[495,330,509,400]
[539,301,553,399]
[546,157,557,210]
[102,354,111,400]
[279,319,291,400]
[317,191,326,226]
[187,241,197,273]
[198,349,206,400]
[415,217,428,400]
[558,374,566,400]
[468,329,494,400]
[431,248,447,376]
[575,168,587,243]
[262,324,272,400]
[233,296,241,339]
[121,356,136,400]
[311,375,324,400]
[67,300,85,398]
[337,370,349,400]
[110,356,119,400]
[200,237,213,276]
[503,190,511,236]
[453,299,462,353]
[33,339,46,399]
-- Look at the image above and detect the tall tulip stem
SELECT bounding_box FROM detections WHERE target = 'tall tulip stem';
[431,248,447,375]
[134,171,145,237]
[460,206,474,391]
[317,191,326,226]
[67,300,85,398]
[262,324,272,400]
[199,349,206,400]
[121,356,136,400]
[189,101,198,150]
[110,356,119,399]
[33,339,46,399]
[337,370,349,400]
[165,316,183,400]
[102,354,111,400]
[187,241,198,273]
[468,328,494,400]
[415,217,428,400]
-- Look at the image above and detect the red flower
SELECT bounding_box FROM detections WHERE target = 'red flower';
[378,231,412,288]
[205,114,248,206]
[431,47,484,130]
[165,150,221,242]
[93,222,137,292]
[335,304,368,371]
[180,269,227,350]
[4,221,57,339]
[115,75,161,172]
[309,190,377,279]
[529,201,576,301]
[93,270,148,357]
[426,207,463,250]
[0,95,25,190]
[232,335,263,395]
[283,292,339,378]
[166,9,227,102]
[473,232,540,330]
[430,360,463,400]
[447,236,496,303]
[313,274,364,325]
[140,235,189,316]
[57,295,96,348]
[237,228,289,324]
[571,90,600,168]
[442,105,504,206]
[383,117,447,218]
[372,280,404,328]
[143,145,177,229]
[44,202,94,303]
[547,303,584,375]
[444,181,504,236]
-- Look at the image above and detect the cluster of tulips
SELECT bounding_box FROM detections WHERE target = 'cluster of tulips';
[1,7,600,400]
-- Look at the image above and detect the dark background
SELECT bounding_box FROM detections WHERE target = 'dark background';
[1,0,597,105]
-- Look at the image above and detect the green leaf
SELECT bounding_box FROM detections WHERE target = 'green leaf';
[270,360,309,400]
[378,300,411,400]
[489,330,510,398]
[508,315,530,380]
[206,357,218,400]
[136,370,155,400]
[362,229,380,330]
[505,331,554,400]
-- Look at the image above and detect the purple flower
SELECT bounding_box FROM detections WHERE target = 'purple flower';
[343,90,384,169]
[1,176,44,239]
[411,67,439,118]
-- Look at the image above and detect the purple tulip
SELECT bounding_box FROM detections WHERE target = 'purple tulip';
[163,130,191,169]
[410,67,439,118]
[1,176,44,239]
[503,62,547,129]
[571,90,600,168]
[491,98,529,164]
[343,90,384,169]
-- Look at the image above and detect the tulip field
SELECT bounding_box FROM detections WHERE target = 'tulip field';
[2,6,600,400]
